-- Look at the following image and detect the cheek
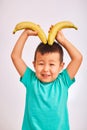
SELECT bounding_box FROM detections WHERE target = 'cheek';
[35,65,42,73]
[51,67,60,74]
[51,66,58,72]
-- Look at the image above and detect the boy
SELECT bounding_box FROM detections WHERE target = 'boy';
[11,28,82,130]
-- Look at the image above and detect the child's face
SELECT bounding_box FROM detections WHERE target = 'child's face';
[33,52,64,83]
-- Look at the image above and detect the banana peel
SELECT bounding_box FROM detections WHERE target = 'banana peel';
[48,21,78,45]
[13,21,78,45]
[13,21,47,44]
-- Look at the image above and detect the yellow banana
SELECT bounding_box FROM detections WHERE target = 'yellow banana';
[13,21,47,44]
[48,21,78,45]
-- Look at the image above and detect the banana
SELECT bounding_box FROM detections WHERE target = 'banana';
[13,21,47,44]
[48,21,78,45]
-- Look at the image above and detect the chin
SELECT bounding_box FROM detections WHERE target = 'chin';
[40,78,55,83]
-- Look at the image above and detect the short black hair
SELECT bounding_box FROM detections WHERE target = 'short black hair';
[34,41,64,63]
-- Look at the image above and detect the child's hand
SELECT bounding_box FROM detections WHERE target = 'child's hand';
[25,29,38,37]
[56,31,66,45]
[25,25,41,36]
[49,25,66,45]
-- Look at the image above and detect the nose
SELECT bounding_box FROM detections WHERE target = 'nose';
[43,65,49,72]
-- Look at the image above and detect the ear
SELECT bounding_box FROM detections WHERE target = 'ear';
[59,62,65,72]
[32,61,36,69]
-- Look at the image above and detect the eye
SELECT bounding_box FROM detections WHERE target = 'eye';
[50,63,55,66]
[38,62,44,65]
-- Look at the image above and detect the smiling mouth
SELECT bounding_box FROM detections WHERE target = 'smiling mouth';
[41,74,51,78]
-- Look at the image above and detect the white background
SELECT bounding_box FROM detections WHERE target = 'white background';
[0,0,87,130]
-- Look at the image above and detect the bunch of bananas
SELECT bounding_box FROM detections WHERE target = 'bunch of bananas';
[13,21,78,45]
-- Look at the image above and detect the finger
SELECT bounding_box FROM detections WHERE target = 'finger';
[34,31,38,35]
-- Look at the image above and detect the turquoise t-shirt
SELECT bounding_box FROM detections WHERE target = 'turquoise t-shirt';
[20,67,75,130]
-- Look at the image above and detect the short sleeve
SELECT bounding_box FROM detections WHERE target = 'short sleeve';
[60,69,75,88]
[20,67,34,88]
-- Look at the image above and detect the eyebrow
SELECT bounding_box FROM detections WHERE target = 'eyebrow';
[37,59,57,63]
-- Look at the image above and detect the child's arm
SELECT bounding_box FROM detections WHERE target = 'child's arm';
[56,31,83,79]
[11,29,38,77]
